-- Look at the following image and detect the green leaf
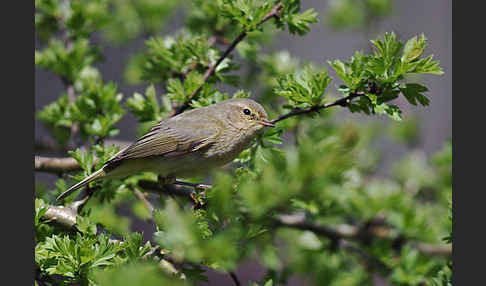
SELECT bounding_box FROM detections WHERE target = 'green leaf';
[140,33,235,84]
[37,94,73,145]
[275,65,331,107]
[219,0,273,30]
[328,59,351,86]
[276,0,319,35]
[374,103,402,121]
[75,216,97,236]
[126,84,162,122]
[122,232,152,262]
[35,38,101,82]
[69,148,94,175]
[399,83,430,106]
[35,233,123,281]
[92,262,185,286]
[285,8,319,35]
[401,34,427,63]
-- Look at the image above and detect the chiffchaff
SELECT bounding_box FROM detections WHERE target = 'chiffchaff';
[57,98,274,200]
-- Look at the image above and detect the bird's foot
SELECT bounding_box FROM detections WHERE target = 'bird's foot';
[174,181,211,209]
[157,176,210,208]
[189,191,206,209]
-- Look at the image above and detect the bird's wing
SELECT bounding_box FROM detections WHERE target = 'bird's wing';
[106,112,222,165]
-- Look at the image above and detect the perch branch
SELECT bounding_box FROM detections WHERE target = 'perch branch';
[42,205,78,228]
[137,180,198,199]
[40,193,94,229]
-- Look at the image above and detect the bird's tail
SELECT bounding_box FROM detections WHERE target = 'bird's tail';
[56,168,106,201]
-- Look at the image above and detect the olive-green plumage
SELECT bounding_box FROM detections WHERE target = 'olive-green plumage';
[57,98,274,200]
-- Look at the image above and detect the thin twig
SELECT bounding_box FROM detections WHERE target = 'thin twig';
[138,180,196,199]
[271,92,365,124]
[229,271,242,286]
[65,84,80,147]
[131,185,155,221]
[339,240,391,273]
[70,194,91,213]
[172,2,283,116]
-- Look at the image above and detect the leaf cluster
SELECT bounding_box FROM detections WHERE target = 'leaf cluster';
[273,32,443,121]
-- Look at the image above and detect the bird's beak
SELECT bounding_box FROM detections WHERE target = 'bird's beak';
[257,119,276,127]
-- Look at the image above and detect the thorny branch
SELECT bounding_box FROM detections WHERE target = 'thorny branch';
[172,2,283,116]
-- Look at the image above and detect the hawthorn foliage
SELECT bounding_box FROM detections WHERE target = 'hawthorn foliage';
[35,0,451,285]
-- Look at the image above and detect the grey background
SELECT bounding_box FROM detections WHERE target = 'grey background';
[35,0,451,285]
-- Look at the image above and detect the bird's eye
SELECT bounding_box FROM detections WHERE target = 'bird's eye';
[243,108,252,115]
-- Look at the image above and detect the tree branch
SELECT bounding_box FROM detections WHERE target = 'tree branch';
[42,205,78,228]
[40,193,94,229]
[35,156,86,174]
[137,180,197,199]
[274,213,388,273]
[172,2,283,116]
[274,213,451,257]
[130,185,156,228]
[229,271,242,286]
[35,140,131,174]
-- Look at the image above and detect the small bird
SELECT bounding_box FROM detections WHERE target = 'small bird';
[57,98,275,200]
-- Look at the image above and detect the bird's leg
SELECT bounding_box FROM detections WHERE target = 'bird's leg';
[157,175,182,205]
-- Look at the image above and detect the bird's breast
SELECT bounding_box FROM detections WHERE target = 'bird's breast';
[204,130,253,165]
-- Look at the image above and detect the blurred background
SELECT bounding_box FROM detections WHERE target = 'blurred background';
[35,1,451,285]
